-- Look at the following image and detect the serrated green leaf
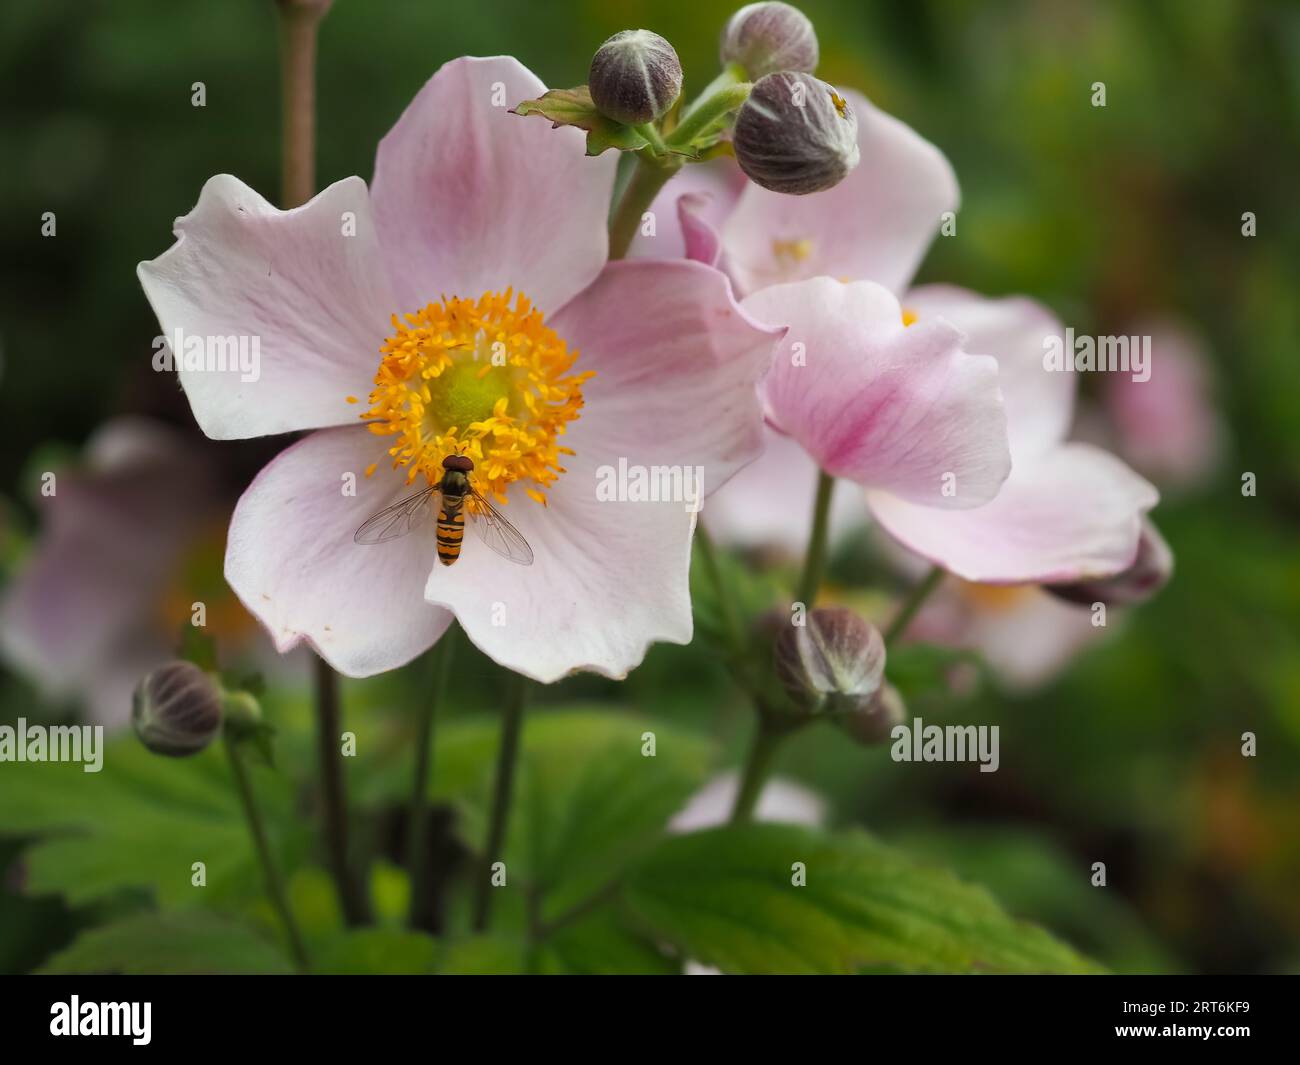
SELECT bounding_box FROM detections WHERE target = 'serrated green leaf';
[39,911,294,974]
[512,86,649,156]
[0,734,303,908]
[624,823,1103,974]
[466,711,714,920]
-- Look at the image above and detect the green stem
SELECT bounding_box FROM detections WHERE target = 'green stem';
[695,524,745,659]
[884,565,945,645]
[795,471,836,608]
[632,121,668,155]
[728,725,784,824]
[274,0,330,209]
[313,656,370,925]
[664,81,751,150]
[608,151,680,260]
[405,632,454,928]
[471,671,529,932]
[681,62,747,120]
[225,736,309,969]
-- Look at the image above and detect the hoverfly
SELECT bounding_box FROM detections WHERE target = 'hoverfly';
[353,455,533,566]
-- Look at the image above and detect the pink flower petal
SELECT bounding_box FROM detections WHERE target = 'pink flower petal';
[912,579,1103,691]
[705,425,867,553]
[867,443,1159,584]
[551,260,784,498]
[743,277,1010,507]
[225,428,453,677]
[428,260,783,682]
[722,89,958,296]
[0,419,215,712]
[371,56,615,316]
[425,450,696,684]
[905,285,1073,460]
[137,175,395,440]
[628,159,745,265]
[1106,317,1225,490]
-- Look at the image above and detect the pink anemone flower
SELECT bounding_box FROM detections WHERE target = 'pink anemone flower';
[641,88,1160,587]
[138,57,782,683]
[0,418,261,725]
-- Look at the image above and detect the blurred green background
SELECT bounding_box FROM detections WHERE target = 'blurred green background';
[2,0,1299,974]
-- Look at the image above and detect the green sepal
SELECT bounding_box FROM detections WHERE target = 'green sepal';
[513,86,650,156]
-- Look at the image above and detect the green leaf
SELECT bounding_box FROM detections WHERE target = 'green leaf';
[0,734,304,908]
[434,935,526,975]
[537,909,677,975]
[483,711,714,920]
[312,928,439,974]
[512,86,650,156]
[39,911,294,974]
[624,823,1103,974]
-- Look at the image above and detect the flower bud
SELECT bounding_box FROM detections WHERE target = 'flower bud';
[588,29,683,126]
[732,71,859,195]
[720,2,819,79]
[775,606,885,716]
[1045,520,1173,608]
[132,661,223,757]
[839,683,907,746]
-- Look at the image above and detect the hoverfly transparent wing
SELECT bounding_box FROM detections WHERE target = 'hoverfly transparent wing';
[465,487,534,565]
[354,484,439,544]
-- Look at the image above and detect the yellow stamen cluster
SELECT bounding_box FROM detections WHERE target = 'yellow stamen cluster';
[359,291,590,505]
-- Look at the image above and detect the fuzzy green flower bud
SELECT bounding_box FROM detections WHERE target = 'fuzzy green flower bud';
[732,71,859,194]
[1045,520,1173,607]
[588,29,683,126]
[720,2,819,79]
[132,661,223,757]
[775,606,885,716]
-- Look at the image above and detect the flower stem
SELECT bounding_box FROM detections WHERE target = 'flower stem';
[665,80,751,151]
[728,724,783,824]
[313,656,370,925]
[608,151,681,260]
[225,735,309,969]
[795,471,836,608]
[884,565,946,645]
[405,631,454,928]
[471,671,529,932]
[274,0,331,209]
[695,524,745,659]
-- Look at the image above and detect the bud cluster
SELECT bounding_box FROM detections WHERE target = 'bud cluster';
[774,606,903,745]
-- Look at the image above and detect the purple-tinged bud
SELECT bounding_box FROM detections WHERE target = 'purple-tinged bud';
[1045,519,1173,607]
[132,661,223,757]
[721,2,819,79]
[775,606,885,715]
[588,29,683,125]
[732,71,859,195]
[839,683,907,746]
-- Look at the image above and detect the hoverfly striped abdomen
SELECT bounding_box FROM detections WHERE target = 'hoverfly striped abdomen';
[435,459,472,566]
[435,496,465,565]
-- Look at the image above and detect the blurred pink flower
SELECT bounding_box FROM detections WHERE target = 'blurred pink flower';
[909,578,1102,691]
[641,88,1161,588]
[0,418,255,726]
[1106,316,1225,492]
[138,57,781,683]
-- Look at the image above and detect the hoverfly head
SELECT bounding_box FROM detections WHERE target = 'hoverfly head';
[442,454,474,473]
